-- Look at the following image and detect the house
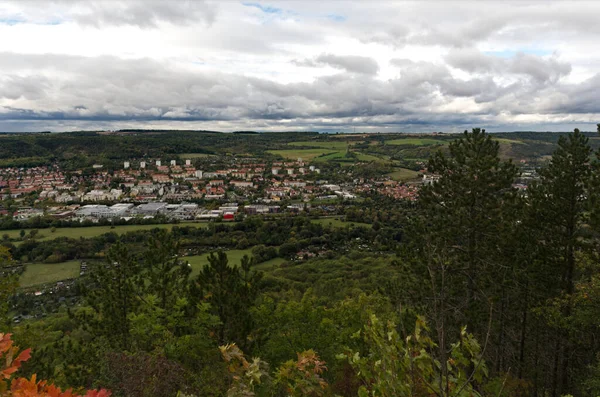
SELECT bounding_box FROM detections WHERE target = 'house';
[230,181,253,188]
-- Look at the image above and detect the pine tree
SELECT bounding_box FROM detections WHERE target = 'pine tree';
[527,128,592,396]
[194,252,262,348]
[0,247,18,331]
[143,230,191,312]
[404,128,518,392]
[83,242,142,351]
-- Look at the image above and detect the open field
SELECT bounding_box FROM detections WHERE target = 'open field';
[21,249,272,286]
[254,257,287,270]
[288,141,351,150]
[184,249,254,276]
[312,151,347,162]
[4,223,210,242]
[178,153,213,158]
[310,218,371,228]
[267,148,338,161]
[386,138,446,146]
[355,152,388,162]
[20,260,80,288]
[493,138,525,145]
[387,168,420,181]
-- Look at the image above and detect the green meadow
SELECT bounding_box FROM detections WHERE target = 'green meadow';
[387,168,420,181]
[493,138,525,145]
[267,148,339,161]
[5,223,210,243]
[386,138,446,146]
[20,260,81,288]
[287,141,352,150]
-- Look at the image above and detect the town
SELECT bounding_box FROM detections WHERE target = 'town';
[1,156,431,223]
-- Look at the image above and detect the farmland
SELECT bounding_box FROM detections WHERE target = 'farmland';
[493,138,525,145]
[287,141,350,149]
[267,148,338,161]
[354,152,388,162]
[386,138,447,146]
[387,168,420,181]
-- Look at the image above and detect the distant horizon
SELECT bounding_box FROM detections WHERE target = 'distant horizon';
[1,128,598,135]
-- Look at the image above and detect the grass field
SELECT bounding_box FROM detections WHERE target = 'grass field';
[254,257,287,270]
[288,141,351,150]
[313,151,348,162]
[267,149,339,161]
[493,138,525,145]
[20,260,81,288]
[20,249,276,287]
[178,153,213,158]
[184,249,254,276]
[387,168,420,181]
[355,152,388,162]
[387,138,446,146]
[310,218,371,228]
[5,223,209,243]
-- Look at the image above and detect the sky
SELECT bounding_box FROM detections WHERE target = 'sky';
[0,0,600,133]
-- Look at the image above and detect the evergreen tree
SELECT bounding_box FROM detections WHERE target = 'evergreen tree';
[0,246,17,331]
[194,251,262,348]
[404,128,518,390]
[527,128,592,396]
[143,230,191,312]
[83,242,142,351]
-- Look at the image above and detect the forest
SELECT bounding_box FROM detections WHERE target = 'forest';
[3,127,600,396]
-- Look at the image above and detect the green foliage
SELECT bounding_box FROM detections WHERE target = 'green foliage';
[406,128,518,328]
[220,343,270,397]
[274,350,328,397]
[0,247,18,330]
[195,251,263,348]
[341,314,489,397]
[83,242,142,351]
[220,343,329,397]
[252,292,394,383]
[143,230,191,311]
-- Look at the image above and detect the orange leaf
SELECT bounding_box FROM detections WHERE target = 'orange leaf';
[13,348,32,367]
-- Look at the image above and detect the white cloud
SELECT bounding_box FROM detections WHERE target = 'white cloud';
[0,0,599,132]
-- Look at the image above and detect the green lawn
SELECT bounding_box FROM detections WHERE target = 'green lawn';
[387,168,420,181]
[387,138,446,146]
[4,223,209,243]
[267,149,339,161]
[20,260,81,288]
[310,218,371,228]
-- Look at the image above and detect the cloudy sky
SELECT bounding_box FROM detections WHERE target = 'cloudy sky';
[1,0,599,133]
